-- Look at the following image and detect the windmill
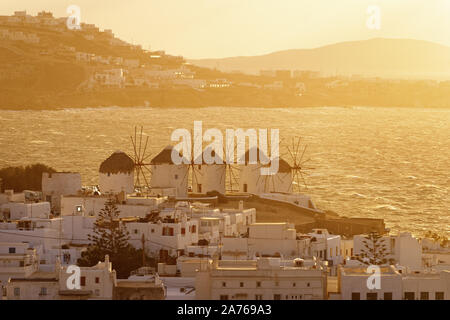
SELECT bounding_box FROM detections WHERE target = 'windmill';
[130,126,153,194]
[219,137,241,193]
[179,139,203,194]
[249,145,289,194]
[284,136,314,193]
[181,155,203,194]
[250,136,313,194]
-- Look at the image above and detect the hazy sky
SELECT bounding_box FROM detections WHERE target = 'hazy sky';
[1,0,449,58]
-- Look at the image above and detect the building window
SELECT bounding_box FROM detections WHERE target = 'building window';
[404,292,415,300]
[243,184,248,193]
[39,287,47,296]
[191,225,196,233]
[220,295,228,300]
[151,229,155,233]
[435,292,444,300]
[367,292,377,300]
[162,227,174,236]
[9,247,16,254]
[181,227,186,235]
[95,289,100,296]
[174,174,178,180]
[255,294,263,300]
[80,276,86,287]
[95,277,100,284]
[275,281,279,287]
[307,282,310,287]
[256,281,261,288]
[14,287,20,297]
[235,292,249,299]
[351,292,360,300]
[222,282,226,288]
[384,292,393,300]
[420,292,429,300]
[330,248,333,257]
[293,282,296,287]
[240,282,244,288]
[273,294,281,300]
[134,229,139,234]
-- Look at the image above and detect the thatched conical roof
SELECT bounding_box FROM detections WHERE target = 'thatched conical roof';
[151,146,188,165]
[99,151,135,174]
[240,147,291,173]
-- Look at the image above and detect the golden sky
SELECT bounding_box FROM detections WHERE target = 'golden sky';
[1,0,449,58]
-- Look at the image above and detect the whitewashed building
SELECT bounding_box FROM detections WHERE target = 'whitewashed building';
[60,194,163,218]
[6,270,59,300]
[0,242,39,292]
[0,189,25,204]
[196,258,327,300]
[0,201,50,220]
[0,218,62,250]
[402,270,449,300]
[7,255,117,300]
[58,255,116,300]
[188,202,256,238]
[307,229,342,268]
[338,265,403,300]
[42,172,82,214]
[123,214,199,260]
[221,223,311,260]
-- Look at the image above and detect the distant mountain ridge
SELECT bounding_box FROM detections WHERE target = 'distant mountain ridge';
[188,38,450,79]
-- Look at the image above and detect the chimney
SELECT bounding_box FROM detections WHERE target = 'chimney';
[55,257,61,279]
[105,254,110,270]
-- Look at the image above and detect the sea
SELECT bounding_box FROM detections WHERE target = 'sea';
[0,106,448,237]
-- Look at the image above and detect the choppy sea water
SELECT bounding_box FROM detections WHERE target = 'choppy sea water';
[0,106,448,237]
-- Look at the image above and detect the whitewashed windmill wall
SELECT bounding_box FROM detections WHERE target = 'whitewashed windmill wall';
[193,164,226,195]
[98,151,135,194]
[239,148,293,195]
[150,146,189,198]
[192,147,226,195]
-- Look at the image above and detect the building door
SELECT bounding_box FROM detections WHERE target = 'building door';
[159,249,169,262]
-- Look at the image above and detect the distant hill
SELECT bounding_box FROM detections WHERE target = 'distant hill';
[189,38,450,79]
[0,17,448,110]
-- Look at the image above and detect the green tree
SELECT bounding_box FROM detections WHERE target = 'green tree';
[77,197,144,278]
[0,163,56,192]
[356,232,394,266]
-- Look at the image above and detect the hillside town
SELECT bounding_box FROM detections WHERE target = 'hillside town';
[1,11,449,109]
[0,143,448,300]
